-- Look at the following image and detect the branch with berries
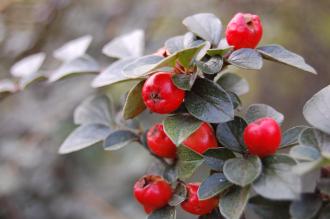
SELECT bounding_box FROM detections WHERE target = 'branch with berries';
[4,12,330,219]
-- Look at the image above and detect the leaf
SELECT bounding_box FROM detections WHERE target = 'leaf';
[196,56,223,74]
[102,29,144,59]
[207,47,233,56]
[252,155,301,200]
[299,128,330,159]
[248,196,291,219]
[228,92,241,109]
[319,204,330,219]
[171,73,197,91]
[185,77,234,123]
[183,13,222,46]
[292,159,324,175]
[303,85,330,135]
[280,126,308,148]
[257,44,316,74]
[163,115,202,145]
[165,35,185,54]
[0,79,17,93]
[58,124,110,154]
[219,186,251,219]
[10,53,46,78]
[122,55,164,78]
[18,72,46,89]
[177,145,204,179]
[74,95,113,127]
[216,116,247,153]
[92,58,138,88]
[168,182,187,206]
[123,80,146,120]
[148,206,176,219]
[317,178,330,196]
[228,48,263,70]
[49,55,99,82]
[223,156,262,186]
[216,73,249,96]
[53,35,92,62]
[198,208,223,219]
[289,194,322,219]
[103,130,138,151]
[289,145,321,162]
[198,173,232,200]
[203,148,235,171]
[246,103,284,125]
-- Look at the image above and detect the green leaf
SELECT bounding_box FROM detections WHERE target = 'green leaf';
[49,55,100,82]
[177,145,204,179]
[319,204,330,219]
[53,35,92,62]
[298,128,319,148]
[196,56,223,74]
[122,80,146,120]
[183,32,205,49]
[246,103,284,125]
[92,58,138,88]
[203,148,235,171]
[168,182,187,206]
[228,92,241,109]
[299,128,330,159]
[185,77,234,123]
[198,173,232,200]
[103,129,138,151]
[216,116,247,153]
[148,206,176,219]
[219,186,251,219]
[207,47,233,56]
[223,156,262,186]
[289,194,322,219]
[165,35,185,54]
[216,73,249,96]
[58,124,110,154]
[317,178,330,196]
[198,208,223,219]
[122,55,164,78]
[289,145,321,162]
[303,85,330,135]
[252,155,301,200]
[257,44,316,74]
[182,13,222,46]
[102,29,144,59]
[228,48,263,70]
[280,126,308,148]
[292,159,324,175]
[163,114,202,146]
[248,196,290,219]
[171,73,197,91]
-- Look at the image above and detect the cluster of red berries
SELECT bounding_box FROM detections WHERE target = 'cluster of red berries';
[134,13,281,215]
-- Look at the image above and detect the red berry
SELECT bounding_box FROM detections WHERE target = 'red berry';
[181,183,219,215]
[147,123,177,158]
[183,123,218,154]
[226,13,263,49]
[134,175,173,214]
[142,72,185,114]
[243,117,281,157]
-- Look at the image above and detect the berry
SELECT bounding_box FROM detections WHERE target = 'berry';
[134,175,173,214]
[154,47,170,57]
[226,13,263,49]
[183,123,218,154]
[181,183,219,215]
[142,72,185,114]
[147,123,176,158]
[243,117,281,157]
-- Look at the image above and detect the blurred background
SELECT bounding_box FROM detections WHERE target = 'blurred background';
[0,0,329,218]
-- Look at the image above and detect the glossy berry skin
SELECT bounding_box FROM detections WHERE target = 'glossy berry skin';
[226,12,263,49]
[134,175,173,214]
[181,183,219,215]
[243,117,281,157]
[183,123,218,154]
[142,72,185,114]
[147,123,176,158]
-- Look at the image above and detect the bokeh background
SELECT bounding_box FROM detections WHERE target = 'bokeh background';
[0,0,329,218]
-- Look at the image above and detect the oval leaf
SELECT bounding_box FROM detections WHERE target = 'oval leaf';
[248,196,291,219]
[177,145,204,179]
[198,173,232,200]
[103,130,138,151]
[216,73,249,96]
[122,55,164,78]
[299,128,330,159]
[123,80,146,120]
[11,53,46,78]
[185,77,234,123]
[165,35,185,54]
[246,103,284,125]
[168,182,187,206]
[289,194,322,219]
[203,148,235,171]
[281,126,308,148]
[196,56,223,75]
[257,44,316,74]
[148,206,176,219]
[228,48,263,70]
[171,73,197,91]
[289,145,321,162]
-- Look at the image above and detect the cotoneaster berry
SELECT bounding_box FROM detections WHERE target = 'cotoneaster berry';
[142,72,185,114]
[243,117,281,157]
[181,183,219,215]
[133,175,173,214]
[226,12,263,49]
[183,123,218,154]
[147,123,176,158]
